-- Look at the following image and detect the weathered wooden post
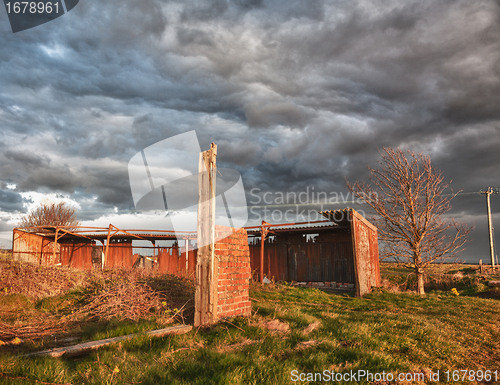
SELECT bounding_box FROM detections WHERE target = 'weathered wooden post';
[194,143,217,327]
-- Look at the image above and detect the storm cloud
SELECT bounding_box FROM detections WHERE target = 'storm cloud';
[0,0,499,260]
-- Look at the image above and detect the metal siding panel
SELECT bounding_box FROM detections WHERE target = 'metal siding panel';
[12,230,59,265]
[247,218,376,286]
[352,213,376,296]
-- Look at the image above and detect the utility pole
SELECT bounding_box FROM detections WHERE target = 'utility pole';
[480,187,499,270]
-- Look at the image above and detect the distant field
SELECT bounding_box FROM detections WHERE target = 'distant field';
[1,254,499,384]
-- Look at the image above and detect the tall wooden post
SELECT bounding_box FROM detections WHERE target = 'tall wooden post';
[195,143,217,327]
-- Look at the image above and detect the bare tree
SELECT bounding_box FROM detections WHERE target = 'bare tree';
[19,201,80,232]
[347,148,472,294]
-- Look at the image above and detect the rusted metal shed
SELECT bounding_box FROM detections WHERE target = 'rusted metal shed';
[247,208,380,296]
[12,225,196,274]
[12,208,380,296]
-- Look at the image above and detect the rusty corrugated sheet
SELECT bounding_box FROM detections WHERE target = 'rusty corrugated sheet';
[158,247,197,277]
[249,230,356,283]
[351,209,380,296]
[248,209,379,294]
[60,241,93,269]
[105,239,133,268]
[12,229,59,265]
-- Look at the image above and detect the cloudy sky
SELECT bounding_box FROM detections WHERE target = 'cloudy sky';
[1,0,499,263]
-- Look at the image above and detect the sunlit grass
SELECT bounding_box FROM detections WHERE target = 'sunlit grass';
[1,260,499,384]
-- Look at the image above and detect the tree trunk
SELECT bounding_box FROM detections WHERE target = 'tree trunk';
[416,271,425,294]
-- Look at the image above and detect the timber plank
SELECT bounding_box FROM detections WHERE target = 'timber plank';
[26,324,192,358]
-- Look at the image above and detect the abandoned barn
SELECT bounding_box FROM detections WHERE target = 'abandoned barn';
[12,208,380,296]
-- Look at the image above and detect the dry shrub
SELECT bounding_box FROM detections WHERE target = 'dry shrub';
[0,258,89,300]
[380,278,403,293]
[73,281,164,322]
[71,270,195,324]
[425,273,482,291]
[0,255,196,339]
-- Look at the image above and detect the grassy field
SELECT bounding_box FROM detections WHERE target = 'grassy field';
[1,256,499,384]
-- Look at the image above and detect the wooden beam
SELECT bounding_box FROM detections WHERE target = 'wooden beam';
[195,143,217,327]
[26,325,192,358]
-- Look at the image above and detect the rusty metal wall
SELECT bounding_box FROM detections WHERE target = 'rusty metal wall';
[158,247,197,277]
[249,240,288,281]
[287,241,355,282]
[12,229,59,265]
[186,249,197,277]
[105,239,134,268]
[60,241,93,269]
[249,231,356,283]
[351,210,380,296]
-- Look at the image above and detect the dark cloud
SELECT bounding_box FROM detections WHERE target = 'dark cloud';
[231,0,263,10]
[0,189,25,212]
[244,102,312,129]
[4,150,50,168]
[0,0,499,260]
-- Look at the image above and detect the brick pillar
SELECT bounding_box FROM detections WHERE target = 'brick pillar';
[215,226,252,319]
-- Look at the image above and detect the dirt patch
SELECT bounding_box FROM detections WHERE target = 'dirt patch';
[296,340,318,349]
[217,338,262,353]
[302,321,321,335]
[260,319,290,334]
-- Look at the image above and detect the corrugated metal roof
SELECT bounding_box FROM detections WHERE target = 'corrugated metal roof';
[318,208,353,226]
[247,221,344,235]
[15,227,192,241]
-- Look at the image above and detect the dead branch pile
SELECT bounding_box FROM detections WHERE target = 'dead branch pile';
[0,318,69,341]
[0,258,89,300]
[72,281,165,322]
[0,255,196,338]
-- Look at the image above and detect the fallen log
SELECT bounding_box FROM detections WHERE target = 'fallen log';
[26,324,192,358]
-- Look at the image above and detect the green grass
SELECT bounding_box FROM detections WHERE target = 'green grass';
[1,260,500,384]
[2,283,500,384]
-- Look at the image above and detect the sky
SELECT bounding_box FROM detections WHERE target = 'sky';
[0,0,499,263]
